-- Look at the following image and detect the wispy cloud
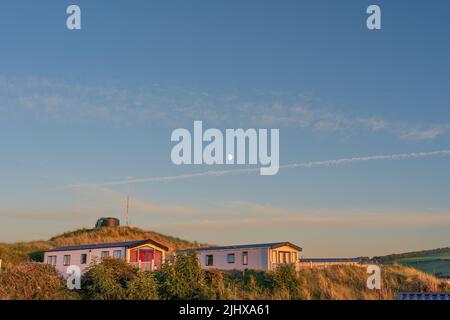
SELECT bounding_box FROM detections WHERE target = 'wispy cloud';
[2,76,449,141]
[400,125,450,142]
[146,209,450,235]
[68,184,232,218]
[56,149,450,189]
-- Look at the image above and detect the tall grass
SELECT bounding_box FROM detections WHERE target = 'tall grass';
[1,260,448,300]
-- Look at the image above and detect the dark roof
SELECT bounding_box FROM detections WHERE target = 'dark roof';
[45,239,168,253]
[396,292,450,300]
[299,258,362,263]
[193,242,302,252]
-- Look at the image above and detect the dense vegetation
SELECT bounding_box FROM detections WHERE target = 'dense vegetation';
[1,252,448,300]
[0,263,79,300]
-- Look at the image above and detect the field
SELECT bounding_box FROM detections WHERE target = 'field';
[394,252,450,278]
[375,248,450,278]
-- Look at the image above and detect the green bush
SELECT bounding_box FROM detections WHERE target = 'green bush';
[126,272,159,300]
[82,257,159,300]
[156,251,209,300]
[272,264,302,299]
[82,257,138,300]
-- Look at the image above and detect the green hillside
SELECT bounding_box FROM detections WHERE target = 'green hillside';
[0,226,205,270]
[374,248,450,278]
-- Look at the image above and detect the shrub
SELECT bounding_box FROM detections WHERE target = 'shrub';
[126,272,159,300]
[82,257,138,300]
[272,264,302,299]
[156,251,208,299]
[0,263,78,300]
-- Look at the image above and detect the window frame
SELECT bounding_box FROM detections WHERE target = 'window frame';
[101,251,109,258]
[291,252,297,263]
[113,250,122,259]
[63,255,71,266]
[242,251,248,265]
[80,253,87,264]
[227,253,235,264]
[205,254,214,266]
[47,255,57,266]
[279,251,291,264]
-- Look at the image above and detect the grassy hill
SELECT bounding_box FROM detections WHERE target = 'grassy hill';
[0,226,205,269]
[374,247,450,278]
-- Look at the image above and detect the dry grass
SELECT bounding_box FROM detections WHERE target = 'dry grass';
[220,264,450,300]
[294,264,449,300]
[1,259,448,300]
[48,226,203,251]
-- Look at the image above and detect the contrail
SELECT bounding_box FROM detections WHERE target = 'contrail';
[57,149,450,189]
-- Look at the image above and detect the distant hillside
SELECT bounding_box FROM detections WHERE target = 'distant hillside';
[374,247,450,278]
[0,226,206,269]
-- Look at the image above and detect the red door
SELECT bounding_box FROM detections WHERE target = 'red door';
[138,248,153,262]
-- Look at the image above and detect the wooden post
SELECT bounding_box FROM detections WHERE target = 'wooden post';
[152,248,156,270]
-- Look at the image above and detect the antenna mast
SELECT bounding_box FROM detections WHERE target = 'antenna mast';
[126,195,129,226]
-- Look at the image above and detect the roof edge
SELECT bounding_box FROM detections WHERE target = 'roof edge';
[128,239,169,252]
[45,239,169,253]
[270,242,302,251]
[181,242,302,252]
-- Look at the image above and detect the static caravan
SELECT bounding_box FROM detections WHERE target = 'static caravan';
[194,242,302,271]
[44,239,168,277]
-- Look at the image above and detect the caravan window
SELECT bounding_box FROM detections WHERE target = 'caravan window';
[272,251,277,263]
[279,252,290,264]
[205,254,214,266]
[63,255,71,266]
[47,255,57,266]
[291,252,297,262]
[227,253,235,263]
[242,252,248,265]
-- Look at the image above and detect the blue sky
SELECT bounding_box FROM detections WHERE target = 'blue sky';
[1,0,450,257]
